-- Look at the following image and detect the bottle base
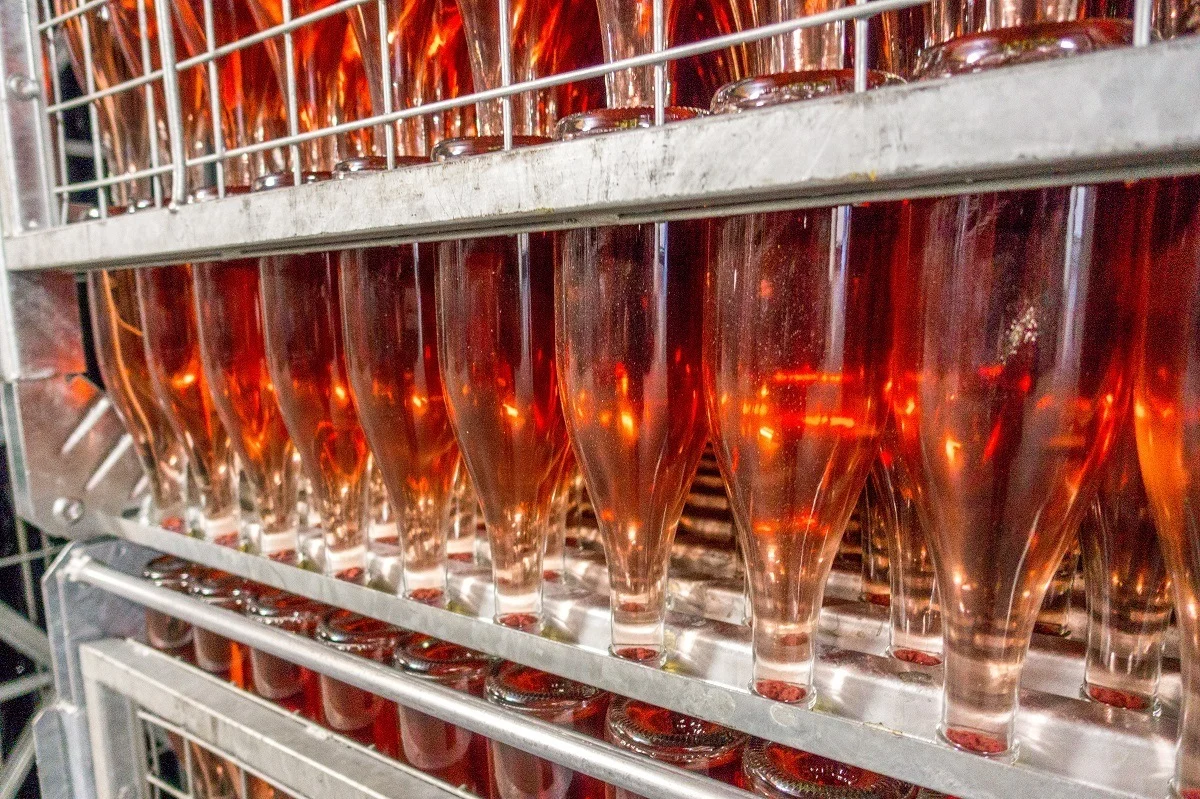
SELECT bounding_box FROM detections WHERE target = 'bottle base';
[938,725,1015,760]
[752,680,815,707]
[1081,682,1158,714]
[889,647,943,667]
[496,612,542,632]
[610,646,667,667]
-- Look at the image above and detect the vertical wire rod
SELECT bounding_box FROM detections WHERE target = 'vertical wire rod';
[853,0,868,93]
[75,2,108,217]
[152,0,188,206]
[497,0,514,148]
[282,0,302,181]
[202,0,225,195]
[36,0,70,222]
[652,0,665,125]
[137,0,163,207]
[376,0,394,167]
[1133,0,1152,45]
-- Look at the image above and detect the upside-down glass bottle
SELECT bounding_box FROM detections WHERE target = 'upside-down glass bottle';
[486,662,611,799]
[1035,537,1080,637]
[142,555,194,658]
[859,473,891,609]
[187,569,256,688]
[138,264,240,545]
[394,636,493,794]
[315,610,403,757]
[339,156,461,603]
[605,698,746,799]
[742,740,917,799]
[872,431,940,666]
[556,0,750,664]
[701,0,900,705]
[891,0,1140,758]
[1080,411,1172,712]
[244,588,327,721]
[257,172,372,581]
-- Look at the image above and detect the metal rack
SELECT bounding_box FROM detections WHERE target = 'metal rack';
[2,0,1199,795]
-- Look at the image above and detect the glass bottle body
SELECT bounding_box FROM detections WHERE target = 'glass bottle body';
[88,269,186,527]
[1135,175,1200,794]
[260,250,370,582]
[195,258,299,560]
[704,205,893,703]
[245,589,326,720]
[142,555,194,658]
[1035,537,1079,637]
[1080,414,1171,712]
[316,610,403,757]
[187,570,255,688]
[486,663,611,799]
[859,472,891,608]
[891,187,1141,757]
[342,242,459,602]
[437,231,567,630]
[137,265,239,544]
[395,637,492,794]
[558,217,708,664]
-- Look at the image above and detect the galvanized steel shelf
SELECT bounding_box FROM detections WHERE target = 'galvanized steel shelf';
[3,37,1200,273]
[69,515,1177,799]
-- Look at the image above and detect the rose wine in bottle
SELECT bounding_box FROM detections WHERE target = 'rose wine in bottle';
[1080,413,1171,712]
[137,265,239,544]
[245,588,327,721]
[394,637,492,795]
[892,185,1142,757]
[88,270,186,527]
[194,240,299,561]
[605,698,746,799]
[705,199,894,702]
[340,157,461,602]
[486,662,611,799]
[1136,174,1200,794]
[187,569,256,687]
[142,555,194,658]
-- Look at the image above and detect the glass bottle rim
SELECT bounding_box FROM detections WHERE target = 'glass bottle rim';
[606,697,747,768]
[190,184,251,203]
[186,568,254,607]
[743,740,917,799]
[245,587,327,625]
[251,170,332,192]
[711,70,900,115]
[430,135,553,162]
[333,155,428,176]
[914,18,1133,80]
[142,554,192,591]
[395,635,493,683]
[554,106,705,141]
[485,662,608,714]
[316,608,404,650]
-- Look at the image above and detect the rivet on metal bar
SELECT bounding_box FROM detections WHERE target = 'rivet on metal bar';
[153,0,188,207]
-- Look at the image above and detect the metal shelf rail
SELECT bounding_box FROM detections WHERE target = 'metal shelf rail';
[48,525,1175,799]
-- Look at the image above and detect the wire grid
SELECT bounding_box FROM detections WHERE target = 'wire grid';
[29,0,945,226]
[139,709,303,799]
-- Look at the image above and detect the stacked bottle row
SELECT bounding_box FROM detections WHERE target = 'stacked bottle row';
[142,554,950,799]
[54,0,1200,790]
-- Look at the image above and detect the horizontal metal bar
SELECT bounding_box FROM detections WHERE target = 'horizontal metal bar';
[52,163,173,196]
[80,639,471,799]
[181,0,930,169]
[0,671,53,704]
[0,599,51,666]
[44,69,165,115]
[81,519,1174,799]
[70,563,753,799]
[7,38,1200,272]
